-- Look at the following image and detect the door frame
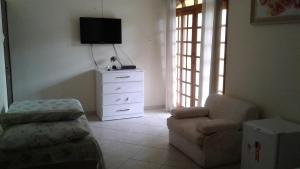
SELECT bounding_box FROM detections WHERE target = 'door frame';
[1,0,13,105]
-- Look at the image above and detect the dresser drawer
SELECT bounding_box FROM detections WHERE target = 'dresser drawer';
[103,92,143,105]
[103,103,144,117]
[103,82,143,94]
[102,71,143,83]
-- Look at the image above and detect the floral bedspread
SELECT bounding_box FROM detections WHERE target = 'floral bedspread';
[0,99,105,169]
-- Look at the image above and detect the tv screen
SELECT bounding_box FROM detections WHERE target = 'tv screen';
[80,17,122,44]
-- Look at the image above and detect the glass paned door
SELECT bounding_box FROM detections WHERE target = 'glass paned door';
[176,4,202,108]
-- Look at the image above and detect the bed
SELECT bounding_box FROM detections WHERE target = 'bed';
[0,99,105,169]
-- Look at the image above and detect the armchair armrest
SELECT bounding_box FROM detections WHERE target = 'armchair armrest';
[171,107,209,119]
[197,119,239,135]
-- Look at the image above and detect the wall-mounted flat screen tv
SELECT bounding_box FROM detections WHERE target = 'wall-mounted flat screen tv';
[80,17,122,44]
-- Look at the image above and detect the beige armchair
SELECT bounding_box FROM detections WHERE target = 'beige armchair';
[167,94,260,168]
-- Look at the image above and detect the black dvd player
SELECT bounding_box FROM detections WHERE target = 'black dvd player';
[121,65,136,69]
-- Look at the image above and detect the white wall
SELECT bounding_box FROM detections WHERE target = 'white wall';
[8,0,166,111]
[226,0,300,122]
[0,2,8,113]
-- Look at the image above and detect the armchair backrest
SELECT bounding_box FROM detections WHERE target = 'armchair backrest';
[204,94,259,123]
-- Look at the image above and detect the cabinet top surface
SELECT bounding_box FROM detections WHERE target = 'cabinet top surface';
[245,118,300,134]
[98,68,143,74]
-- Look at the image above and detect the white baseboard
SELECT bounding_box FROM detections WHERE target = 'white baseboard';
[144,105,165,110]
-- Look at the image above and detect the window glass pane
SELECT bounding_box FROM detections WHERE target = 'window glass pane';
[177,55,181,66]
[195,86,199,99]
[187,29,192,41]
[183,29,187,41]
[186,84,191,96]
[221,27,226,42]
[183,56,187,68]
[176,30,180,42]
[178,16,181,28]
[178,16,182,28]
[182,69,186,81]
[176,17,179,27]
[182,83,186,94]
[197,0,203,4]
[219,60,224,75]
[187,70,191,83]
[179,30,182,41]
[196,72,200,85]
[186,97,190,107]
[188,14,193,27]
[197,29,202,42]
[220,43,225,59]
[187,57,191,69]
[196,43,201,56]
[195,100,198,106]
[176,3,182,9]
[183,43,186,54]
[218,76,224,91]
[181,95,185,107]
[221,9,227,25]
[184,15,188,27]
[185,0,194,7]
[187,43,192,55]
[198,13,202,26]
[196,57,201,71]
[177,68,180,79]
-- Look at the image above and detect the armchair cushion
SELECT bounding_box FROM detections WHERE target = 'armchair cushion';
[196,119,239,135]
[171,107,209,119]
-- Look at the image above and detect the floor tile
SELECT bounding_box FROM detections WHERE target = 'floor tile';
[101,140,142,158]
[119,159,161,169]
[162,146,201,169]
[159,164,199,169]
[131,147,168,164]
[88,110,239,169]
[213,163,240,169]
[103,153,128,169]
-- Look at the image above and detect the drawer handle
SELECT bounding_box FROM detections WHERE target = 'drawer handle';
[125,97,129,101]
[116,76,130,79]
[115,98,121,102]
[116,109,130,112]
[115,87,121,90]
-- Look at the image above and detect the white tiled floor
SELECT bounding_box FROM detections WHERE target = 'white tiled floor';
[87,110,240,169]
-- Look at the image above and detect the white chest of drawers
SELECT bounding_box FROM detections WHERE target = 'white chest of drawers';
[96,69,144,121]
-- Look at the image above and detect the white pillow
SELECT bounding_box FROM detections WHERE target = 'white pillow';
[0,99,84,126]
